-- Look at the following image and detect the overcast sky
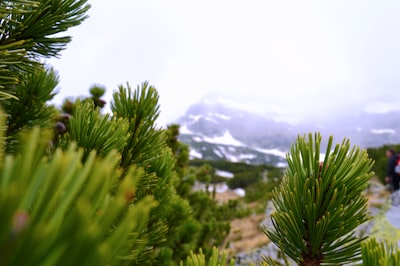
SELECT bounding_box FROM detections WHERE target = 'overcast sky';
[47,0,400,126]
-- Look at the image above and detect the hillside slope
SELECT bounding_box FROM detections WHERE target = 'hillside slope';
[176,101,400,166]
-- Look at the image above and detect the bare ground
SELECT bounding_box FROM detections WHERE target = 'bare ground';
[215,192,270,257]
[224,213,269,257]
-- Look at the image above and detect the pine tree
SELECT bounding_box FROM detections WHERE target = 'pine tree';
[0,0,90,149]
[165,124,232,258]
[110,83,197,265]
[4,66,59,152]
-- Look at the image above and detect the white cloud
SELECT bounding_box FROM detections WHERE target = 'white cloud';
[47,0,400,126]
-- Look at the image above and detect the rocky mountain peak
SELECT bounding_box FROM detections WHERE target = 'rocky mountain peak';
[175,101,400,166]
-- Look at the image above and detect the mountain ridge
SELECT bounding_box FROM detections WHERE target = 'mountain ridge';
[175,101,400,167]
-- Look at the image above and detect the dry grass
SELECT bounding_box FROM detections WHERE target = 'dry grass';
[216,192,270,257]
[224,213,270,256]
[214,190,241,204]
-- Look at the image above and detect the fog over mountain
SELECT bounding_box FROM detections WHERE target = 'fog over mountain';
[47,1,400,129]
[175,98,400,167]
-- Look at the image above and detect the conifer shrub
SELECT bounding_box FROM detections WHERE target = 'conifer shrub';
[181,247,235,266]
[361,238,400,265]
[0,123,157,265]
[264,133,375,265]
[244,180,278,203]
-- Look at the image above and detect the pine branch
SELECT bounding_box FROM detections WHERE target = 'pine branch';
[264,133,374,265]
[111,82,199,264]
[60,102,130,161]
[0,0,90,93]
[361,238,400,266]
[111,82,163,172]
[181,247,235,266]
[5,66,57,133]
[0,124,157,265]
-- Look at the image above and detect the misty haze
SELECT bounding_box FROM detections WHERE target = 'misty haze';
[175,97,400,166]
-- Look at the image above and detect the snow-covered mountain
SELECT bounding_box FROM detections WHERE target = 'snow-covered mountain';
[176,101,400,167]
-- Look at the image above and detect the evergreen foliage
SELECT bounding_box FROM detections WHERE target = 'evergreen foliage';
[0,124,157,265]
[1,2,186,265]
[227,171,262,189]
[165,124,234,259]
[264,133,375,265]
[59,102,130,161]
[111,82,163,171]
[3,66,58,151]
[244,179,279,203]
[190,159,270,174]
[186,191,230,253]
[50,82,197,265]
[190,159,278,186]
[0,0,89,149]
[181,247,235,266]
[361,238,400,266]
[109,83,196,265]
[89,84,106,108]
[167,124,190,179]
[0,0,90,93]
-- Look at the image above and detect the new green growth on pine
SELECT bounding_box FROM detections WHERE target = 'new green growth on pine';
[263,133,400,266]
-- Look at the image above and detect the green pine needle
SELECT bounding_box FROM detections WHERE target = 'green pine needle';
[264,132,374,265]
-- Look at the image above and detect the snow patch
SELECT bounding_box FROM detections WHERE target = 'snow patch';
[179,124,192,134]
[234,188,246,197]
[212,183,229,193]
[214,148,223,158]
[276,162,288,168]
[255,148,287,158]
[204,117,218,123]
[188,115,202,122]
[193,136,203,142]
[189,149,202,159]
[239,154,257,160]
[217,146,240,162]
[203,131,243,146]
[193,182,229,193]
[210,113,232,120]
[224,153,240,162]
[215,169,234,178]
